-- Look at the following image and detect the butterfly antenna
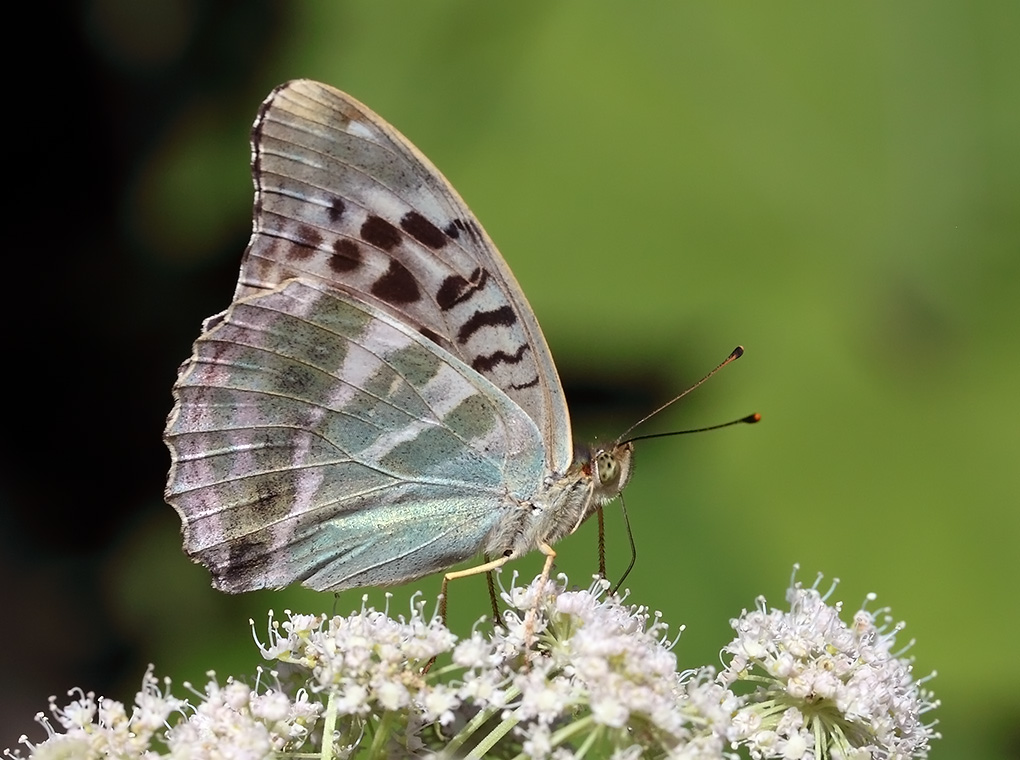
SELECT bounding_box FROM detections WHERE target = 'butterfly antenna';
[616,346,749,443]
[625,412,761,444]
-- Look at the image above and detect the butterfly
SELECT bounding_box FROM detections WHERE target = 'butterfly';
[164,80,635,597]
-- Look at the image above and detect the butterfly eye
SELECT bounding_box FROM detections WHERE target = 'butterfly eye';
[595,450,618,485]
[589,443,634,507]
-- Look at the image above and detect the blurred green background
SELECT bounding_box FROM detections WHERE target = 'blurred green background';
[4,3,1017,758]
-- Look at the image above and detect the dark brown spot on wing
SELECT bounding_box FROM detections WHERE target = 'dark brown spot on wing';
[221,535,269,583]
[444,218,469,239]
[457,305,517,343]
[254,476,287,512]
[361,215,402,252]
[471,343,529,372]
[287,225,323,260]
[371,259,420,304]
[437,268,488,311]
[401,211,447,250]
[330,239,362,272]
[328,197,346,223]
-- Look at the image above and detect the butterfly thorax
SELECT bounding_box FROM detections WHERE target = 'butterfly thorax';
[484,441,634,560]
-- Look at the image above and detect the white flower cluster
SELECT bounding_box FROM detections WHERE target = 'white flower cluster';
[9,571,938,760]
[255,599,460,752]
[248,576,732,757]
[720,570,940,759]
[454,576,737,757]
[11,666,320,760]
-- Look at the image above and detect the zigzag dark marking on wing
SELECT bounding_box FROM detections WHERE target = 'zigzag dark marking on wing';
[472,343,529,373]
[510,376,541,390]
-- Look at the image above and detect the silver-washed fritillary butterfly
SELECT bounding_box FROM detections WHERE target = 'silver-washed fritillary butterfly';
[164,80,638,595]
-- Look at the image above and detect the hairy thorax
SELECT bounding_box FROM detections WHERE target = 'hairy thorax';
[486,440,634,560]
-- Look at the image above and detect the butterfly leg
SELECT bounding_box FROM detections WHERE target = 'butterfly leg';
[485,568,502,627]
[519,541,558,652]
[439,552,514,626]
[435,543,557,664]
[596,507,607,579]
[420,554,516,675]
[477,553,503,627]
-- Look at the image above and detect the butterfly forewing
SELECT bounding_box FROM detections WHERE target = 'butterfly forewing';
[239,80,571,471]
[166,278,547,591]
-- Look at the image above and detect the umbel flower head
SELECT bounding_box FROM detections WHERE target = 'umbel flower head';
[9,570,937,759]
[721,567,940,759]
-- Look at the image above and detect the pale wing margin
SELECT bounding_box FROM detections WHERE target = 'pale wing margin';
[165,278,546,591]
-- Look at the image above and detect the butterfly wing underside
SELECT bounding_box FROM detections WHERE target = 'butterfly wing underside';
[166,278,547,591]
[165,80,572,591]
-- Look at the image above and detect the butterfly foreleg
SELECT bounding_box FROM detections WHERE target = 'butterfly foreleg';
[521,541,557,651]
[439,543,556,661]
[596,507,607,579]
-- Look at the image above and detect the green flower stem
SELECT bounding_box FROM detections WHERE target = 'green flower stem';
[320,691,338,760]
[366,710,394,759]
[547,714,598,755]
[445,684,522,756]
[562,717,602,757]
[468,708,524,758]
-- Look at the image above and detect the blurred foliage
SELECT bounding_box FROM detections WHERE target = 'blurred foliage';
[4,3,1018,758]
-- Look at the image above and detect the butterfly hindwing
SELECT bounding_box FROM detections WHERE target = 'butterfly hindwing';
[166,278,547,591]
[239,80,572,471]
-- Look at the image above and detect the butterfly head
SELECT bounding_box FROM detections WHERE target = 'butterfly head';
[577,440,635,507]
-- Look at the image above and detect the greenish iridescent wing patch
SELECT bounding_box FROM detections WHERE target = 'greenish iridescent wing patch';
[166,278,546,592]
